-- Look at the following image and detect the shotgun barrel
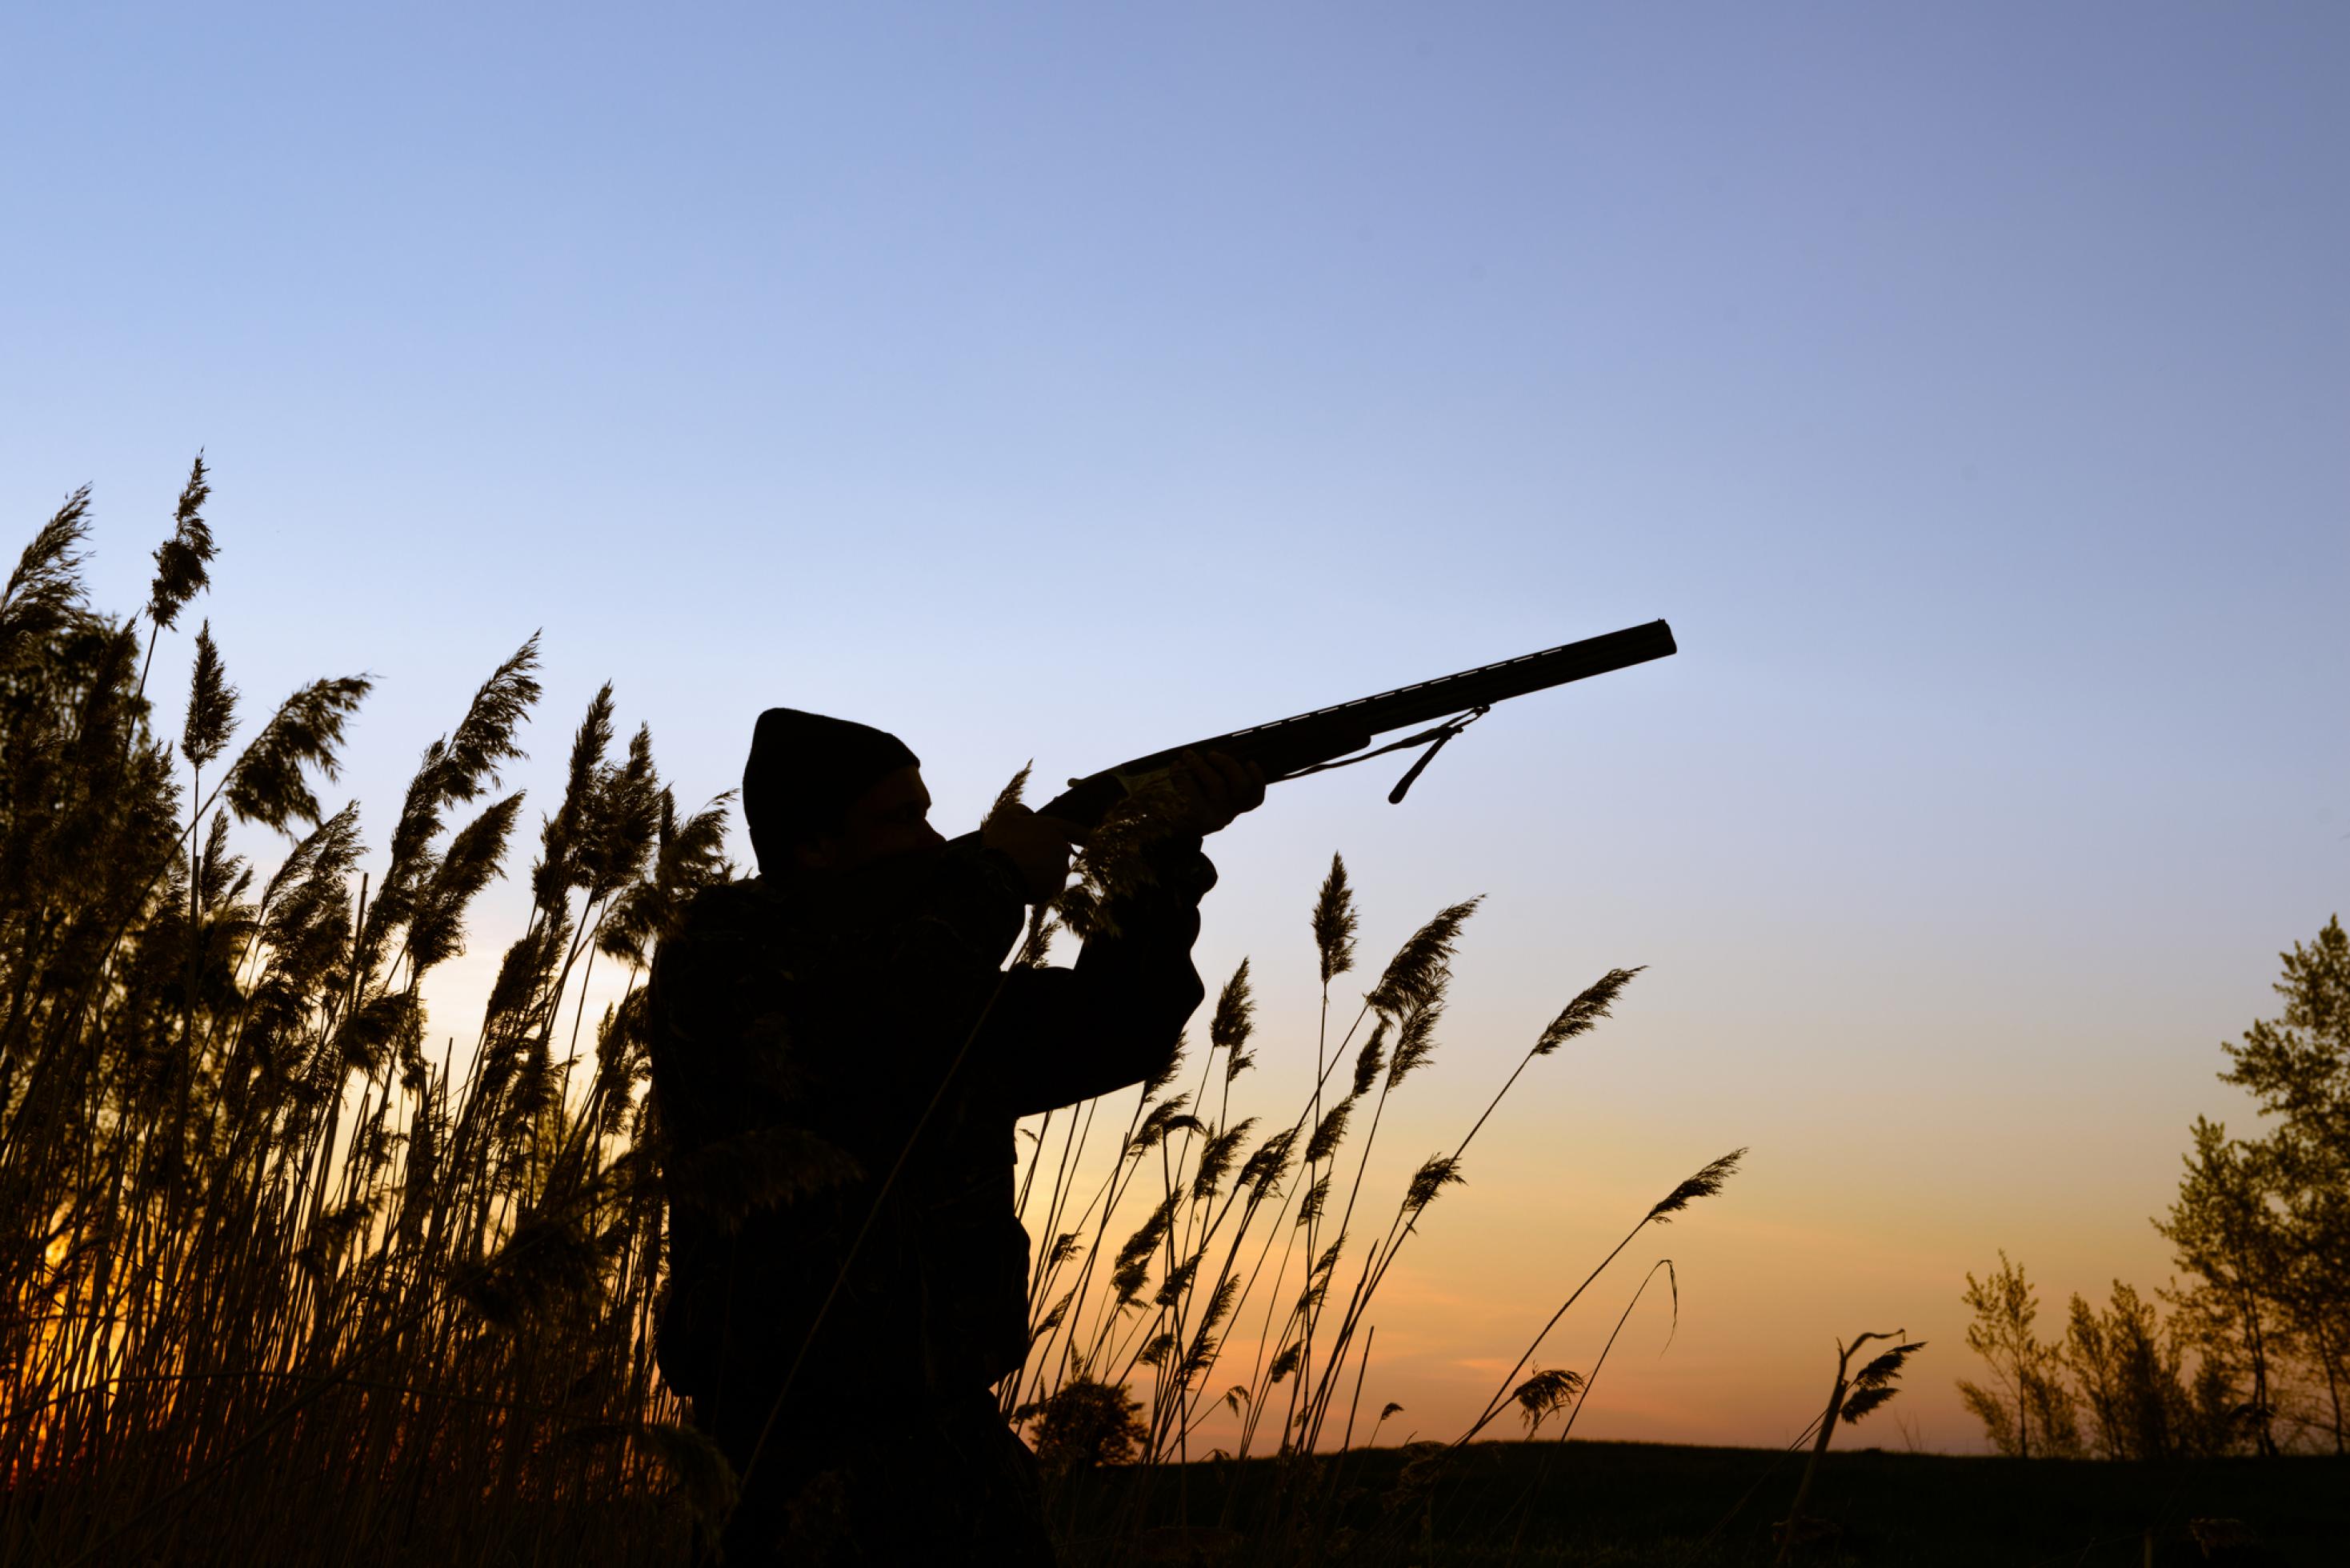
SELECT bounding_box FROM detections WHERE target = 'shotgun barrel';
[1037,618,1676,829]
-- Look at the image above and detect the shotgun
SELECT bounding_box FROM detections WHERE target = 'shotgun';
[1037,618,1676,830]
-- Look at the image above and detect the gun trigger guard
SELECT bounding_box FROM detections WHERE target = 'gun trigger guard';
[1387,705,1490,805]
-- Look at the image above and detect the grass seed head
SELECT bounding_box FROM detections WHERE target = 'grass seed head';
[226,674,374,832]
[1365,897,1481,1018]
[1511,1366,1587,1434]
[1647,1146,1747,1224]
[1295,1171,1332,1228]
[2,485,92,658]
[1191,1118,1257,1202]
[986,761,1033,826]
[1211,958,1255,1075]
[1133,1095,1199,1151]
[442,633,542,802]
[146,453,216,633]
[1237,1126,1298,1192]
[1385,998,1446,1087]
[1303,1097,1355,1166]
[1113,1192,1183,1292]
[1192,1274,1242,1340]
[406,792,524,973]
[1154,1257,1200,1308]
[182,620,237,768]
[1533,966,1646,1057]
[1841,1338,1928,1424]
[1403,1154,1466,1218]
[1312,852,1359,986]
[1351,1018,1389,1097]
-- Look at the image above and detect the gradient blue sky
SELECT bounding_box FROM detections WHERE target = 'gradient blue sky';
[5,3,2344,1446]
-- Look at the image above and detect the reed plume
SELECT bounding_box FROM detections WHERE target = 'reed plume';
[1648,1146,1746,1223]
[1510,1366,1585,1434]
[1363,898,1479,1018]
[0,486,92,660]
[1311,852,1357,987]
[182,620,237,768]
[140,454,215,698]
[1211,958,1255,1083]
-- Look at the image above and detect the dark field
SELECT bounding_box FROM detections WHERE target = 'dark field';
[1051,1441,2350,1566]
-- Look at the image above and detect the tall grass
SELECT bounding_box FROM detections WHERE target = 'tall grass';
[1001,806,1747,1562]
[0,470,730,1564]
[1,470,1745,1566]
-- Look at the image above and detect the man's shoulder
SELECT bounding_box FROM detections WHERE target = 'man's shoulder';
[653,845,1030,1005]
[667,877,786,945]
[650,878,799,1002]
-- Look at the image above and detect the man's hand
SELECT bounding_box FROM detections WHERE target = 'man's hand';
[1163,750,1267,838]
[983,804,1082,904]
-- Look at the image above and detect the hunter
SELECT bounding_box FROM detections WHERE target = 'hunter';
[648,708,1260,1563]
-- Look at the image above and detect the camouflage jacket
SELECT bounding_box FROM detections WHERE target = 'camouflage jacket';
[647,834,1213,1411]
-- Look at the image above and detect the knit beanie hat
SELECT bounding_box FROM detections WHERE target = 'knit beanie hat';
[742,707,920,874]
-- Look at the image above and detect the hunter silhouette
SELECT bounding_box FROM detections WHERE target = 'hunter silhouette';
[649,709,1261,1564]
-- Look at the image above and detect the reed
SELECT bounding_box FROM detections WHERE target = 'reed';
[1772,1331,1925,1564]
[0,474,727,1564]
[1003,835,1749,1560]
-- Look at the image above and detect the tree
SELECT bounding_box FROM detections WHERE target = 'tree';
[2223,915,2350,1144]
[2064,1280,2215,1459]
[2162,915,2350,1454]
[2256,1125,2350,1452]
[1956,1252,2077,1458]
[2159,1122,2285,1455]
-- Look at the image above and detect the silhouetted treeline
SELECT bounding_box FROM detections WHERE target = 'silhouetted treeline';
[1960,917,2349,1458]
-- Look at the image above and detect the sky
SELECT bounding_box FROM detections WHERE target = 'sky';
[3,2,2344,1451]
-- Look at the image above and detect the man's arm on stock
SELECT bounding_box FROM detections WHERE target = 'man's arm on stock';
[983,750,1263,1116]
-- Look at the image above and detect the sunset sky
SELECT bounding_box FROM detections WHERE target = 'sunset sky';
[4,3,2344,1450]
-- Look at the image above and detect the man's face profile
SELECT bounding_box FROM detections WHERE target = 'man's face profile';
[792,765,944,874]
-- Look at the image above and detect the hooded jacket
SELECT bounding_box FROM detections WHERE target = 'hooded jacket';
[647,832,1213,1412]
